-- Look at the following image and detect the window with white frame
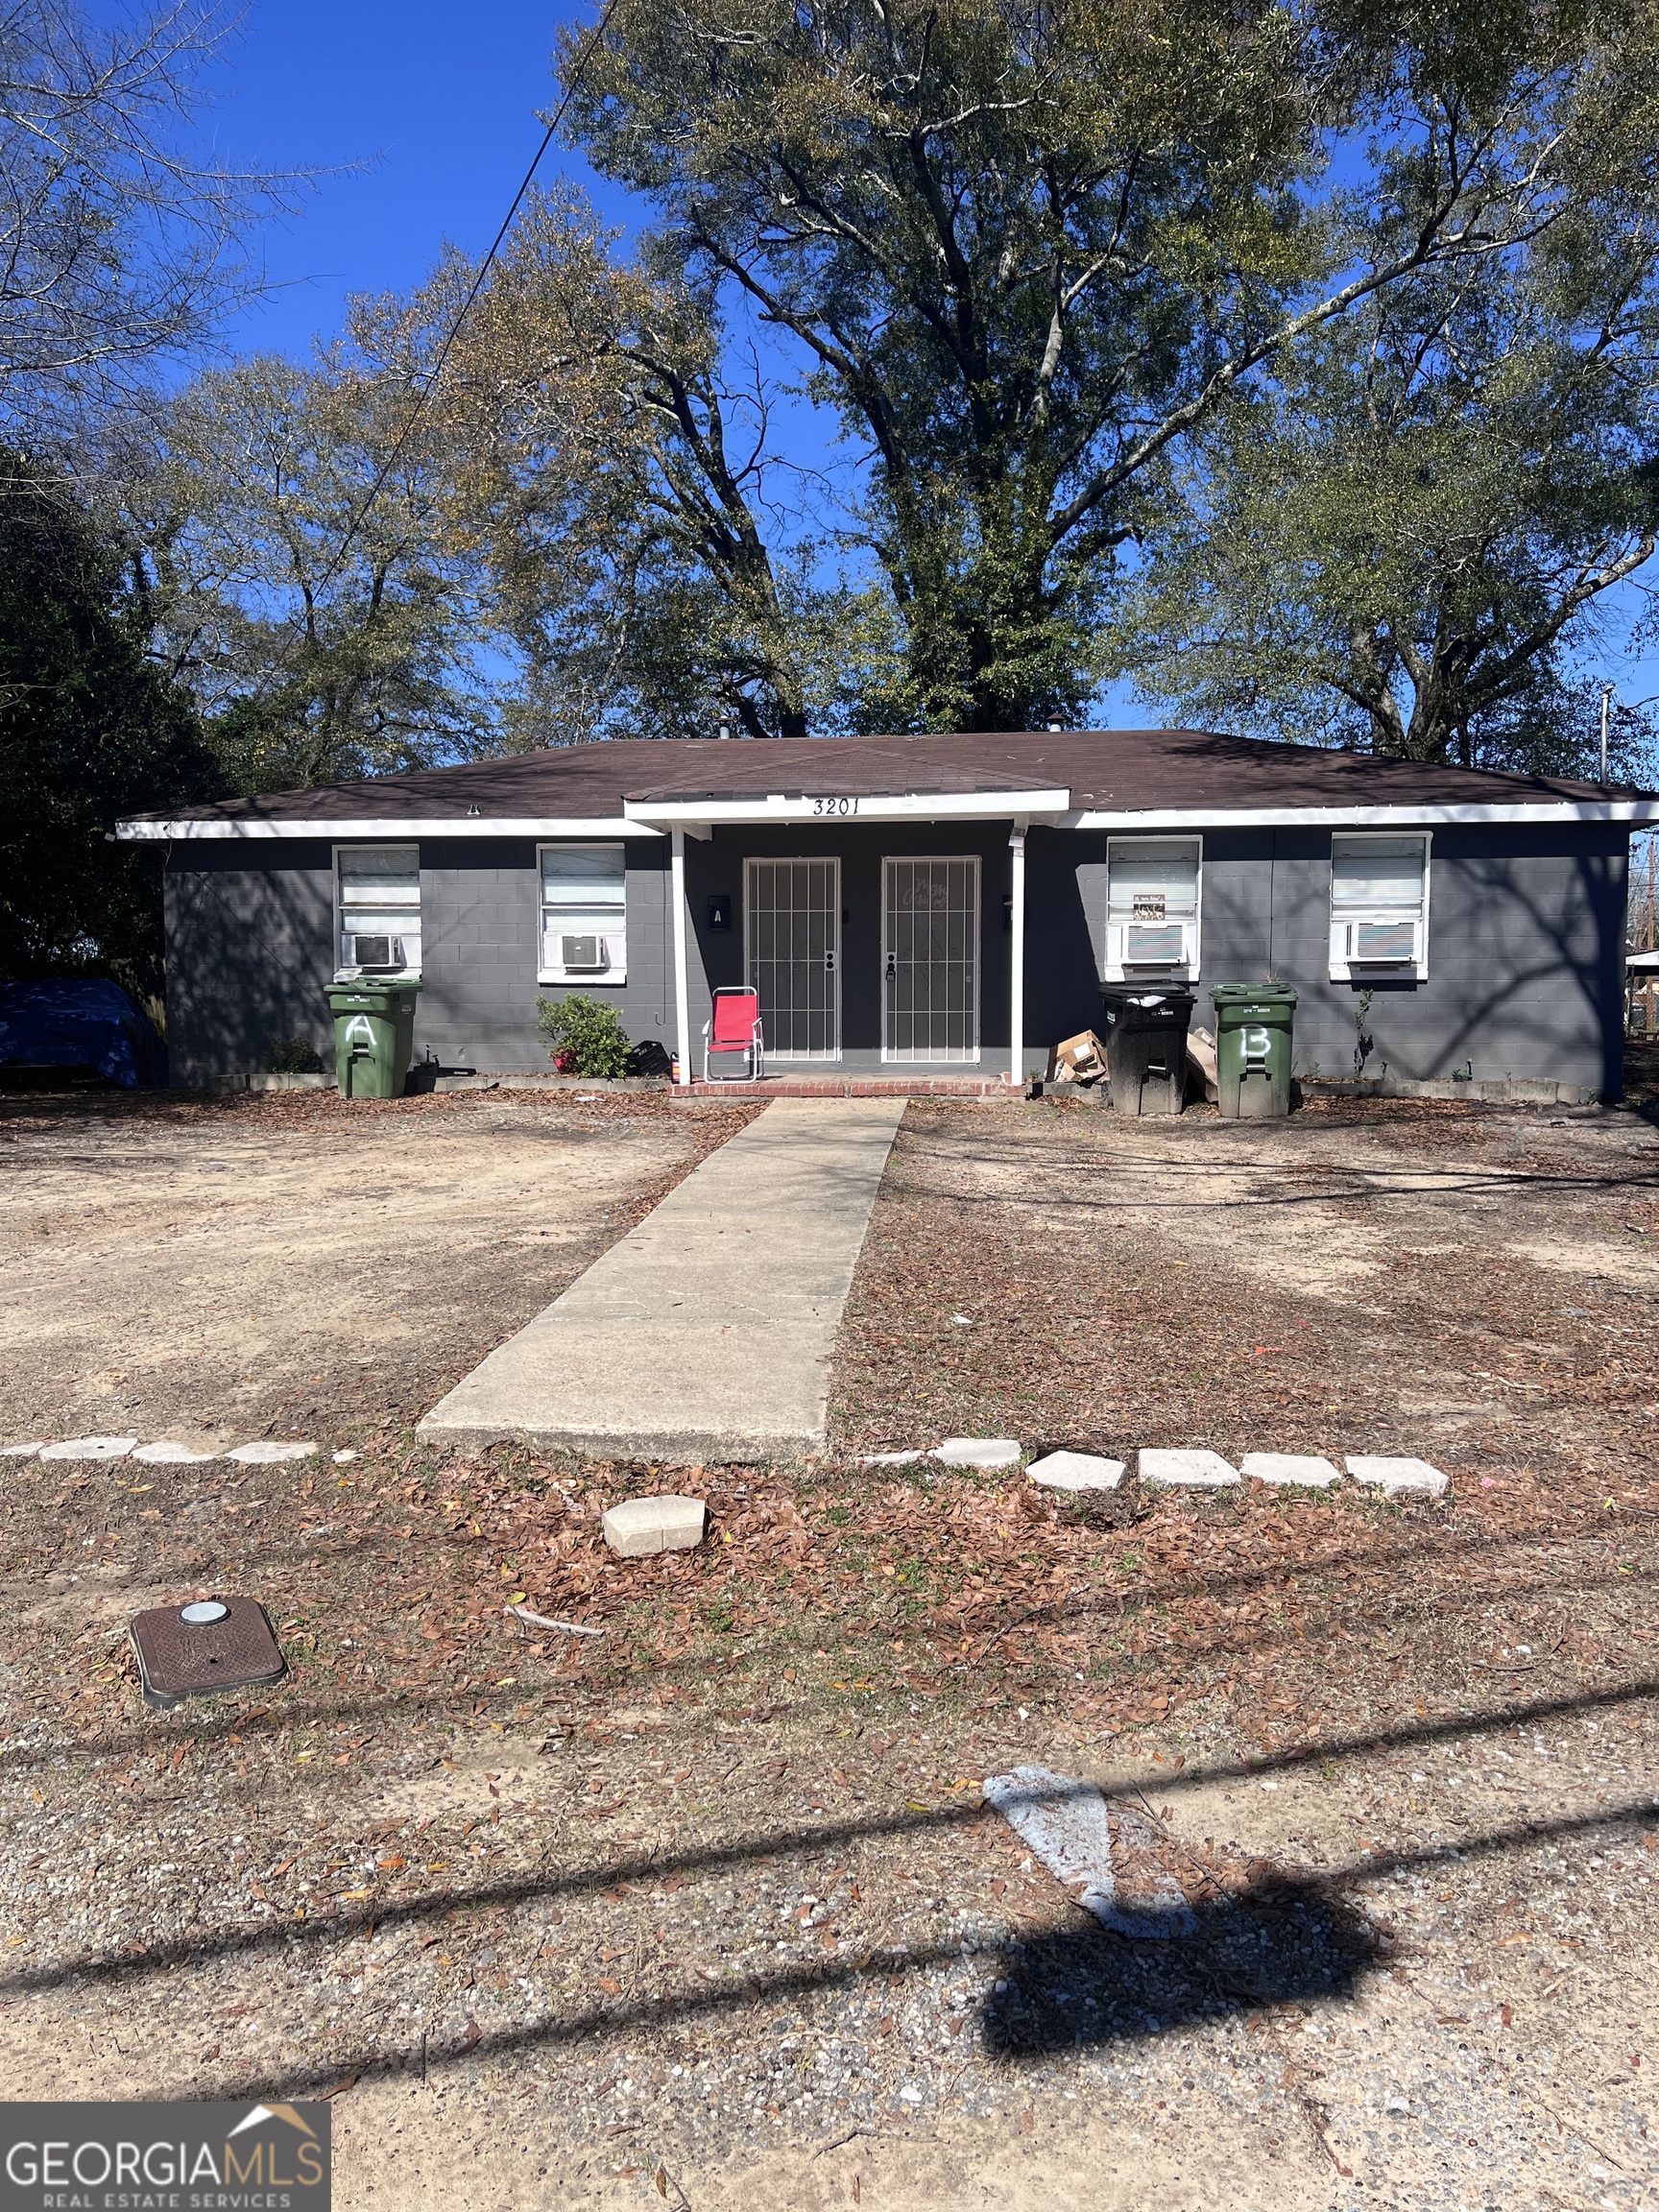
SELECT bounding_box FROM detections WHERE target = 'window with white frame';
[1104,837,1201,979]
[1329,833,1430,980]
[540,843,626,983]
[336,846,421,976]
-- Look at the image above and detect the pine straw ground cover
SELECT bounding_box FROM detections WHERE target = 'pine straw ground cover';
[1,1091,1658,2203]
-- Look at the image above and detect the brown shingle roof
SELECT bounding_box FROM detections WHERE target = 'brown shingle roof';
[122,728,1644,826]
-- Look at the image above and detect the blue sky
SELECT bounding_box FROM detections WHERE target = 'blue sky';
[201,0,630,359]
[192,0,1653,729]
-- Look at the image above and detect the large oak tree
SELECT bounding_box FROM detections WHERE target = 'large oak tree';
[547,0,1657,732]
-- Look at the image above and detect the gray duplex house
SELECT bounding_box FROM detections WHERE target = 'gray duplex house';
[115,727,1657,1096]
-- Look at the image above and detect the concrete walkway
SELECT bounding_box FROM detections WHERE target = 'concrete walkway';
[418,1097,905,1463]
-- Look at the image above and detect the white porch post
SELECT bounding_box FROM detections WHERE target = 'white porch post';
[1008,820,1027,1088]
[671,827,692,1086]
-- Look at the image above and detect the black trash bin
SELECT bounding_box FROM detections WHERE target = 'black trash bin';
[1098,988,1195,1116]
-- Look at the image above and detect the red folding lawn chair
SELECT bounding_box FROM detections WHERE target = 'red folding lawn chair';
[703,986,764,1082]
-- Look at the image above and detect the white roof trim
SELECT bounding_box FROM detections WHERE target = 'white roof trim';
[624,787,1073,826]
[1069,801,1659,830]
[114,814,658,842]
[116,793,1658,841]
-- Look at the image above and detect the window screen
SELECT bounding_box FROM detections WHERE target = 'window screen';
[541,844,626,982]
[1330,834,1429,977]
[1105,838,1201,977]
[337,847,421,976]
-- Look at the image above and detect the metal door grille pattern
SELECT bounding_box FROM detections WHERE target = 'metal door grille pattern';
[883,856,980,1062]
[745,858,840,1058]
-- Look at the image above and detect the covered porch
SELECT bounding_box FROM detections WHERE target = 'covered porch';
[624,781,1070,1091]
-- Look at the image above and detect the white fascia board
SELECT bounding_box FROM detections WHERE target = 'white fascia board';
[624,786,1072,827]
[114,814,658,842]
[1070,800,1659,830]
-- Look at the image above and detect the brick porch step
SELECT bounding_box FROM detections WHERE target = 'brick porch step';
[678,1074,1018,1097]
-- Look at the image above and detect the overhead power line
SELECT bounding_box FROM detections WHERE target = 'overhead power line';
[259,0,628,693]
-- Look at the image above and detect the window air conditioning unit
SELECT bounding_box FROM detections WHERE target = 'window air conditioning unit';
[351,934,402,971]
[561,933,608,973]
[1349,920,1417,963]
[1124,923,1186,964]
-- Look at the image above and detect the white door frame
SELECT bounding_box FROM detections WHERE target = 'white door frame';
[743,854,842,1060]
[881,854,981,1063]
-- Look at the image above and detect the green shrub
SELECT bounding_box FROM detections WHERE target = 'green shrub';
[536,994,636,1079]
[265,1034,323,1072]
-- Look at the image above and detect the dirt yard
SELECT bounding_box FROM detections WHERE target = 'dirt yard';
[0,1088,756,1443]
[0,1087,1656,2211]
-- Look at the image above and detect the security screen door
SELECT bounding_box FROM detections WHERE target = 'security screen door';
[883,856,980,1061]
[744,857,841,1058]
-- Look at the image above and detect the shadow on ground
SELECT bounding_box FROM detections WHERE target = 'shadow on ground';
[982,1865,1379,2057]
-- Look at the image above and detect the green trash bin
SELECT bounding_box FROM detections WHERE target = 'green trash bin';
[325,978,421,1099]
[1211,983,1297,1119]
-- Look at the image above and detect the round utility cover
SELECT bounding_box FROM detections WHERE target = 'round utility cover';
[179,1599,229,1625]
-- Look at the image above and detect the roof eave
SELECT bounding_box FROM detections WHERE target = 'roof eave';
[1071,800,1659,829]
[113,813,659,842]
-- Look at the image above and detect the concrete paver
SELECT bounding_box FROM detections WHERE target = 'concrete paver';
[419,1097,904,1462]
[1239,1450,1341,1487]
[1027,1449,1126,1492]
[601,1495,708,1555]
[1139,1448,1241,1489]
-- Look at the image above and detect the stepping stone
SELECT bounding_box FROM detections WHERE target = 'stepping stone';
[1347,1455,1449,1498]
[934,1438,1022,1470]
[1027,1451,1125,1493]
[857,1450,925,1466]
[1241,1452,1342,1488]
[132,1438,224,1465]
[602,1495,708,1557]
[37,1436,136,1462]
[1139,1448,1240,1489]
[0,1443,42,1458]
[226,1441,317,1464]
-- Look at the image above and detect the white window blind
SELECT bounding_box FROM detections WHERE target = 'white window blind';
[336,846,421,976]
[1105,838,1201,979]
[1330,834,1430,979]
[541,844,626,982]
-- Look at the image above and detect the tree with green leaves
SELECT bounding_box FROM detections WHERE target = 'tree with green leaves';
[435,189,882,742]
[132,340,501,790]
[0,455,222,994]
[552,0,1659,732]
[1117,132,1659,768]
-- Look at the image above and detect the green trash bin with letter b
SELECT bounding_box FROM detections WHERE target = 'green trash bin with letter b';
[325,978,421,1099]
[1211,982,1297,1119]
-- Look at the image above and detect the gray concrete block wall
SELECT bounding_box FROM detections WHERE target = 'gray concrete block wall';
[163,837,674,1082]
[161,816,1629,1094]
[164,845,337,1084]
[1035,822,1627,1095]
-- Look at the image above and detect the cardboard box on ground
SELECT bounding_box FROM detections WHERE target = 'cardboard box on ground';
[1047,1030,1107,1085]
[1187,1024,1220,1100]
[1046,1023,1220,1102]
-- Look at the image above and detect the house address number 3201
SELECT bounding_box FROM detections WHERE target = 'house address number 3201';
[808,795,859,816]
